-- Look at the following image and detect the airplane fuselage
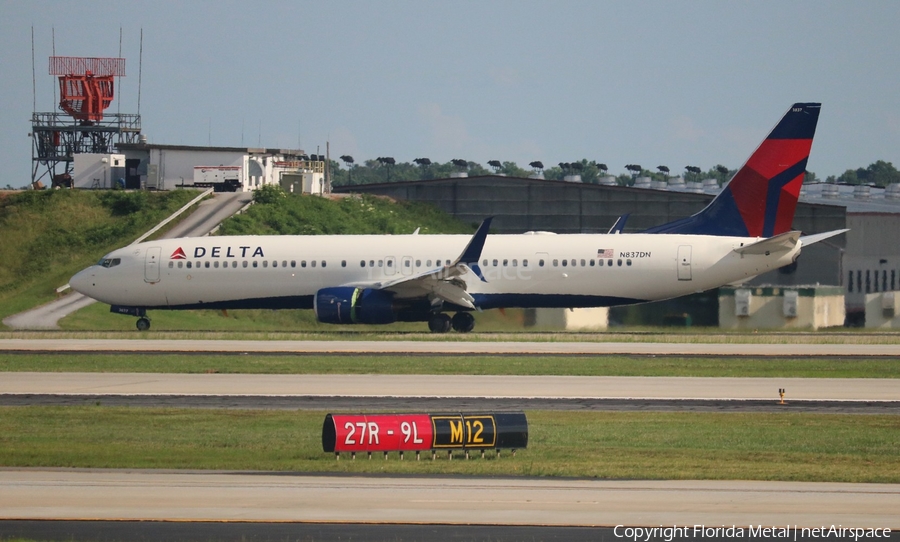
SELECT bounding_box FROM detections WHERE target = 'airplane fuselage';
[71,232,799,312]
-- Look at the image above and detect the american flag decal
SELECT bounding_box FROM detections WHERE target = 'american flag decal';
[597,249,614,258]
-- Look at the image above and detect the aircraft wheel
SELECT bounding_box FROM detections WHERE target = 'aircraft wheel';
[451,312,475,333]
[136,317,151,332]
[428,313,452,333]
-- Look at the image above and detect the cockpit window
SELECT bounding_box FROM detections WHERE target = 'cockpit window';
[98,257,121,268]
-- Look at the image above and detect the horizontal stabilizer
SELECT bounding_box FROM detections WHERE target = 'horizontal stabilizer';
[733,231,800,255]
[800,229,849,247]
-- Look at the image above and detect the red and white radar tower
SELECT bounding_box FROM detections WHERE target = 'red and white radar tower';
[31,55,142,186]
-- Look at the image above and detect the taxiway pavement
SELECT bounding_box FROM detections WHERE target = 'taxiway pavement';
[2,469,898,528]
[2,338,899,356]
[2,372,899,401]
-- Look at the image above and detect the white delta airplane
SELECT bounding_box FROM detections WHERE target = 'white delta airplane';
[71,103,845,333]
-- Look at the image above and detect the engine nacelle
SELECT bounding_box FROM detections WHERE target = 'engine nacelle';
[314,287,396,325]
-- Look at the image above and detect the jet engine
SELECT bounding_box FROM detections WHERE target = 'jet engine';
[314,287,396,325]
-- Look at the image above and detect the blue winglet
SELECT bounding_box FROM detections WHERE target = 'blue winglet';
[457,217,493,282]
[608,213,630,234]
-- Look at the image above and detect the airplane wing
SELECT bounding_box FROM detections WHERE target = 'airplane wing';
[340,218,493,310]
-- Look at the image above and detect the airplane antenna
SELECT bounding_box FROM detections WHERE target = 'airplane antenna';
[137,28,143,116]
[117,27,122,117]
[31,27,36,112]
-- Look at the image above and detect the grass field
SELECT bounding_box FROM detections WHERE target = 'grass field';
[1,352,898,378]
[1,407,897,483]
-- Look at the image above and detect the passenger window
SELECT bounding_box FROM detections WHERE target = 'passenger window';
[571,259,577,267]
[608,259,613,266]
[426,260,432,267]
[416,260,421,267]
[552,259,558,267]
[387,260,393,267]
[512,259,517,267]
[370,260,375,267]
[626,259,632,266]
[263,261,268,268]
[322,261,327,268]
[273,261,278,268]
[539,259,545,267]
[562,260,567,267]
[503,259,508,267]
[282,260,287,268]
[311,260,316,268]
[242,261,248,268]
[168,262,174,268]
[214,261,219,268]
[291,261,296,268]
[404,260,410,268]
[301,261,307,268]
[177,262,183,268]
[253,261,258,268]
[232,261,237,268]
[493,259,498,266]
[378,260,383,267]
[581,259,586,267]
[523,259,528,267]
[589,259,595,267]
[446,260,451,266]
[617,259,623,267]
[360,260,365,267]
[187,261,192,269]
[342,260,347,267]
[204,262,210,269]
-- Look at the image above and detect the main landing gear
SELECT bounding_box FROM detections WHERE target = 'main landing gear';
[428,312,475,333]
[136,317,151,331]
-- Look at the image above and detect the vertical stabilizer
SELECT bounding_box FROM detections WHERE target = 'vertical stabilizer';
[646,103,821,237]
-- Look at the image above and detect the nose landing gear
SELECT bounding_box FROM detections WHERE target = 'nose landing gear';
[136,317,151,331]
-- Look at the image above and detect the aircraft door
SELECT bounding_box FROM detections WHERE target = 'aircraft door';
[677,245,692,281]
[384,256,396,277]
[145,247,161,283]
[401,256,414,277]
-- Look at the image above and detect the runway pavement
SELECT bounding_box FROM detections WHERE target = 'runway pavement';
[3,372,899,401]
[2,338,900,356]
[2,469,898,528]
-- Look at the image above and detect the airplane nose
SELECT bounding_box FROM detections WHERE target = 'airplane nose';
[69,267,95,295]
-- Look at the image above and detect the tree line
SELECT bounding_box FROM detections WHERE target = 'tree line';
[328,158,743,187]
[327,157,900,189]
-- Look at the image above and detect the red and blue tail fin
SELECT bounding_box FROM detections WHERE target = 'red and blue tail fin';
[645,103,821,237]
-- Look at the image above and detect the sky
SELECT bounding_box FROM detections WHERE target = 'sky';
[2,0,899,187]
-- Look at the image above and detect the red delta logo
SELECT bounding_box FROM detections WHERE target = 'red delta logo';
[170,247,187,260]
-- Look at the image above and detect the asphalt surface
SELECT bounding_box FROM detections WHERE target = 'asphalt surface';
[3,470,898,528]
[5,393,898,413]
[3,372,898,401]
[3,338,900,356]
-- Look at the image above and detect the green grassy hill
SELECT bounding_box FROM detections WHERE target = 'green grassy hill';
[217,187,474,236]
[0,189,199,325]
[0,187,496,332]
